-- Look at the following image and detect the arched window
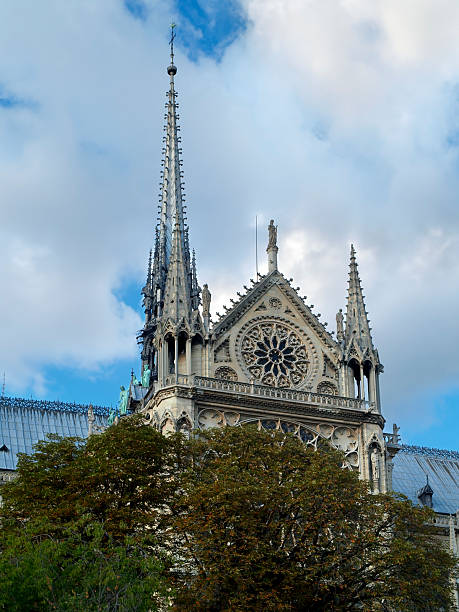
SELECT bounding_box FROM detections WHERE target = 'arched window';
[363,360,373,402]
[348,358,361,398]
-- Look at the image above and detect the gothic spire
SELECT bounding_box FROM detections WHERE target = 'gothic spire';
[143,25,199,328]
[162,208,195,324]
[344,245,374,355]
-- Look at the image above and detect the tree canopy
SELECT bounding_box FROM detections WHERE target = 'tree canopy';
[172,426,456,611]
[0,417,456,611]
[0,415,181,611]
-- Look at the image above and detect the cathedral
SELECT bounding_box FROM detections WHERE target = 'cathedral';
[0,38,457,604]
[125,47,458,603]
[131,38,395,495]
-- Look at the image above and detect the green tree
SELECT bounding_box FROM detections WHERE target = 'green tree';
[1,414,184,542]
[0,519,166,612]
[1,418,456,611]
[172,425,457,612]
[0,415,184,611]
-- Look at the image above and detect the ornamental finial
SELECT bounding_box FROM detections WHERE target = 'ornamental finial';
[168,23,177,76]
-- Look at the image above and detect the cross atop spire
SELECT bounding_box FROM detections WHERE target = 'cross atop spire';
[168,23,177,78]
[169,23,176,65]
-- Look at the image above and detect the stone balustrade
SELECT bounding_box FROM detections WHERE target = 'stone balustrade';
[194,376,373,411]
[162,374,192,387]
[383,432,401,446]
[158,374,373,412]
[434,514,459,527]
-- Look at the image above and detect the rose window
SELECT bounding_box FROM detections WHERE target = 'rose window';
[240,322,309,387]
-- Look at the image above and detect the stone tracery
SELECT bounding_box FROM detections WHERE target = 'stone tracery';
[317,381,338,395]
[196,411,360,469]
[214,366,238,381]
[239,321,310,387]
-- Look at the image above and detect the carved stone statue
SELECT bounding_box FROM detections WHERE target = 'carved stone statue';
[141,365,151,388]
[178,418,191,439]
[118,385,129,415]
[202,283,211,317]
[370,447,380,483]
[108,406,116,426]
[392,423,400,443]
[88,404,95,437]
[336,308,344,340]
[267,219,277,249]
[142,293,153,313]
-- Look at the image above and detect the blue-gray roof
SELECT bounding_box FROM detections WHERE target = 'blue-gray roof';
[392,445,459,514]
[0,396,109,471]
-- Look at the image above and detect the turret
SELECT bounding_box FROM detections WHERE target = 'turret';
[417,476,434,509]
[340,245,383,410]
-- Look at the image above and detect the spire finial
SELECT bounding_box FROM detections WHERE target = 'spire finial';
[168,23,177,76]
[344,243,376,354]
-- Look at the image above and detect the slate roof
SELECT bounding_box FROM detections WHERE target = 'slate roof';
[392,445,459,514]
[0,396,109,471]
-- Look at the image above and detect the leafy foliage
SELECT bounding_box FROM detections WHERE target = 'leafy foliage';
[1,414,184,542]
[0,415,182,611]
[171,426,457,611]
[0,520,165,612]
[0,418,456,611]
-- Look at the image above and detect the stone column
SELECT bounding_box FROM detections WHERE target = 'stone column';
[158,342,163,385]
[338,362,346,396]
[369,366,376,403]
[267,245,278,273]
[163,341,169,383]
[174,336,179,379]
[186,338,192,376]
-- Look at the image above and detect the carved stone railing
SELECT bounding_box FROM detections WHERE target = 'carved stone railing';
[434,514,458,527]
[383,432,401,446]
[192,376,374,412]
[162,374,193,387]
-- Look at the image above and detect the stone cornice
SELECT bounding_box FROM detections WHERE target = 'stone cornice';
[146,378,384,428]
[193,388,384,427]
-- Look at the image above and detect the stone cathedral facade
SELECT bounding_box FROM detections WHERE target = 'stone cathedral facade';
[129,49,400,495]
[0,45,457,605]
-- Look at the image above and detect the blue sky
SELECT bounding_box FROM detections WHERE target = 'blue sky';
[0,0,458,450]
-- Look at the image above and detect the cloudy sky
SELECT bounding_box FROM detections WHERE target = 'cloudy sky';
[1,0,458,450]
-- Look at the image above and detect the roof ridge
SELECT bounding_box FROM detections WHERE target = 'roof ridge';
[0,396,109,417]
[398,444,459,460]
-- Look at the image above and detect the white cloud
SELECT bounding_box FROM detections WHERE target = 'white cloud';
[0,0,458,446]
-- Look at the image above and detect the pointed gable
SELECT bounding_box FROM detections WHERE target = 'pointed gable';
[211,270,340,392]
